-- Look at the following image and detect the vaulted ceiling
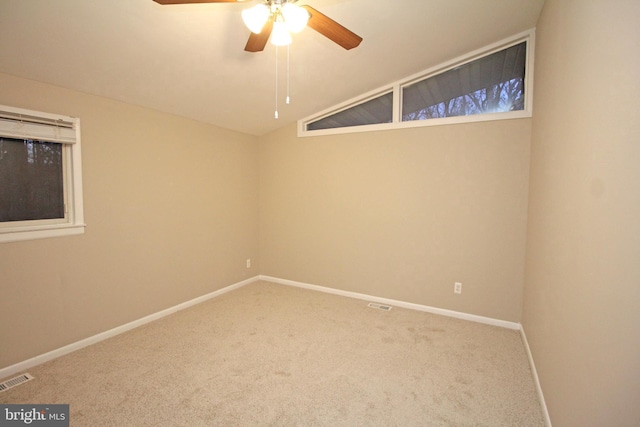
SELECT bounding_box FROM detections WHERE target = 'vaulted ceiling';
[0,0,544,136]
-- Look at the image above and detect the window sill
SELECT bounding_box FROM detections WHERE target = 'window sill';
[0,223,86,243]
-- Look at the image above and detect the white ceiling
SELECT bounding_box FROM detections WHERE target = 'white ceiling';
[0,0,544,136]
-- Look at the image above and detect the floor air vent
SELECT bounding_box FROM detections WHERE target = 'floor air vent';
[368,302,392,311]
[0,373,34,392]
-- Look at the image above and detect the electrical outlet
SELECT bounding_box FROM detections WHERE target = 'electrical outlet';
[246,259,251,269]
[454,282,462,294]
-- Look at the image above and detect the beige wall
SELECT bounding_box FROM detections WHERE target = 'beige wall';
[0,73,259,369]
[260,120,532,322]
[5,3,639,423]
[7,3,639,423]
[523,0,640,426]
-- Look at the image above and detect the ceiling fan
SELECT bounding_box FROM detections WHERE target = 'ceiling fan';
[152,0,363,53]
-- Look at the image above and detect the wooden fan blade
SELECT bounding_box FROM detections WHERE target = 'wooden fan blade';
[153,0,242,4]
[245,19,273,52]
[300,5,362,50]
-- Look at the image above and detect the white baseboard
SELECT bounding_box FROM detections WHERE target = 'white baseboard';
[520,326,553,427]
[3,274,550,426]
[1,274,530,392]
[0,276,260,380]
[259,275,521,330]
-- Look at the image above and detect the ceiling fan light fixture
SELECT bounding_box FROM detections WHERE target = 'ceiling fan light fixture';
[282,3,309,33]
[271,20,292,46]
[242,3,270,34]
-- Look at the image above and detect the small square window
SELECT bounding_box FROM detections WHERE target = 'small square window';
[0,105,85,243]
[0,138,65,223]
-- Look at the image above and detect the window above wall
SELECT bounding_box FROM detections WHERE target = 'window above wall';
[299,29,535,137]
[401,41,526,121]
[306,91,393,131]
[0,105,85,243]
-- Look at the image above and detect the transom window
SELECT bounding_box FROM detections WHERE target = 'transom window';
[299,30,534,136]
[402,42,526,121]
[306,92,393,131]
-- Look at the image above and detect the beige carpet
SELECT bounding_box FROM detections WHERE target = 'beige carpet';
[1,281,544,426]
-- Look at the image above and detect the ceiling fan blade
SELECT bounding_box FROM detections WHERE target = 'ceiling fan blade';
[152,0,241,4]
[244,19,273,52]
[300,5,362,50]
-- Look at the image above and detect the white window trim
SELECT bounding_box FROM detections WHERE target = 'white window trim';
[0,105,85,243]
[298,28,535,137]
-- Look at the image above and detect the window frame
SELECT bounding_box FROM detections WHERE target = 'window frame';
[298,29,535,137]
[0,105,85,243]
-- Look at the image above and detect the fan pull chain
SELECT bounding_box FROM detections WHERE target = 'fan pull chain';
[274,46,279,119]
[286,44,291,105]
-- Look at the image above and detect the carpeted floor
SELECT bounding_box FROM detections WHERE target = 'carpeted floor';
[1,281,544,426]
